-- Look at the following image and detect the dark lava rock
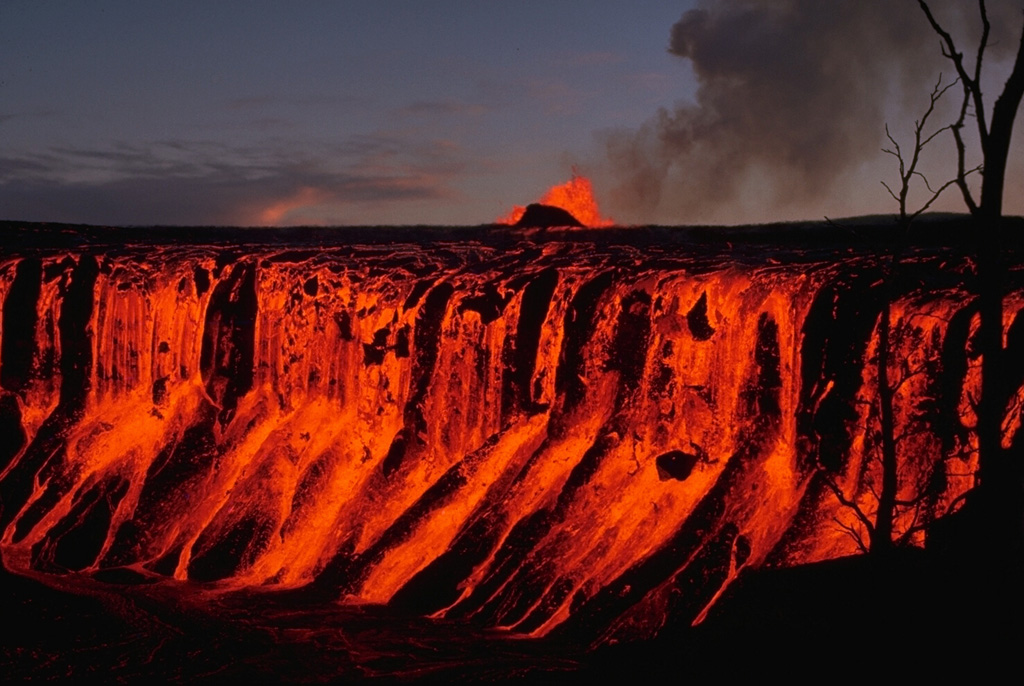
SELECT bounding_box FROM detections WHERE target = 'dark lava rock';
[686,291,716,341]
[656,450,700,481]
[514,203,584,228]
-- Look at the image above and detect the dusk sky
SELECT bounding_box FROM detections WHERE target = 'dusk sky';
[3,1,1023,227]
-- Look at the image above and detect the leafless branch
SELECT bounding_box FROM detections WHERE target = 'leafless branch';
[880,181,902,205]
[823,476,875,535]
[943,489,974,517]
[833,516,870,555]
[917,0,990,144]
[881,72,969,225]
[952,82,981,214]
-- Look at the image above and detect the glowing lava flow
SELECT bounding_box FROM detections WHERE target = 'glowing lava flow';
[0,229,1017,643]
[500,174,614,227]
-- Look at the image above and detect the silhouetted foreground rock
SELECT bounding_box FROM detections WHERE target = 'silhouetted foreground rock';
[514,203,583,228]
[583,549,1024,681]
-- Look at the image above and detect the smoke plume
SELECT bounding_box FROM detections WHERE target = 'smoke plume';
[605,0,1024,224]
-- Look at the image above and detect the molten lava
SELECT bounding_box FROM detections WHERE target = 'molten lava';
[0,220,1019,653]
[500,174,614,227]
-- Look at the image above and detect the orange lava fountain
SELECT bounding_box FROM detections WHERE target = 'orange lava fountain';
[500,174,614,227]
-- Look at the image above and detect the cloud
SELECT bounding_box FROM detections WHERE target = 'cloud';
[566,51,624,67]
[0,109,62,126]
[400,100,489,117]
[602,0,1024,224]
[0,134,467,226]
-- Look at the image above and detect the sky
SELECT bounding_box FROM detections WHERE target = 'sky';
[2,1,1023,227]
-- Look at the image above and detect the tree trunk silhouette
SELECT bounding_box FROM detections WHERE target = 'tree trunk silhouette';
[918,0,1024,561]
[873,298,897,554]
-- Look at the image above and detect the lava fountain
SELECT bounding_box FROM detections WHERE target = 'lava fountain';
[499,173,614,227]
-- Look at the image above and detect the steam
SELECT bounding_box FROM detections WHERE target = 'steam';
[605,0,1024,224]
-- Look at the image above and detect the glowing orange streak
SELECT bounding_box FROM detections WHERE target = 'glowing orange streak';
[255,187,328,226]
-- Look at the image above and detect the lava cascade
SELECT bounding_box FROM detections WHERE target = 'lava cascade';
[0,232,1016,642]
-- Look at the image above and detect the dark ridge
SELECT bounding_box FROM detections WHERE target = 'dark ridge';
[390,435,557,615]
[735,534,751,567]
[382,281,454,477]
[514,203,583,228]
[188,515,275,582]
[152,376,169,405]
[552,412,775,644]
[479,555,560,628]
[263,249,322,264]
[1,258,42,392]
[380,432,406,479]
[319,458,470,596]
[0,393,26,477]
[333,310,354,341]
[90,567,157,585]
[0,417,63,531]
[362,327,390,366]
[394,325,410,358]
[555,271,615,414]
[212,250,239,276]
[0,256,98,534]
[745,313,782,419]
[411,282,456,401]
[102,413,217,567]
[516,575,576,634]
[388,509,507,615]
[767,276,883,565]
[469,431,631,627]
[142,418,217,498]
[458,284,510,325]
[608,289,652,400]
[643,523,739,635]
[193,266,211,296]
[554,431,619,518]
[762,470,831,569]
[11,459,73,543]
[656,450,700,481]
[44,256,74,282]
[502,268,559,420]
[652,339,675,396]
[283,454,332,532]
[686,291,716,341]
[1002,306,1024,410]
[4,214,1024,256]
[45,476,130,571]
[909,317,955,453]
[451,431,619,623]
[200,261,258,426]
[145,546,183,577]
[447,506,555,621]
[796,273,882,472]
[402,278,435,311]
[58,255,100,409]
[302,275,319,297]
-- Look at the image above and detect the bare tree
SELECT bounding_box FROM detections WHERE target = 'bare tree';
[880,75,967,226]
[825,76,969,554]
[917,0,1024,558]
[825,322,949,555]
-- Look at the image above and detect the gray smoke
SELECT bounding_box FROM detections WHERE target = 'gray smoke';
[605,0,1024,224]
